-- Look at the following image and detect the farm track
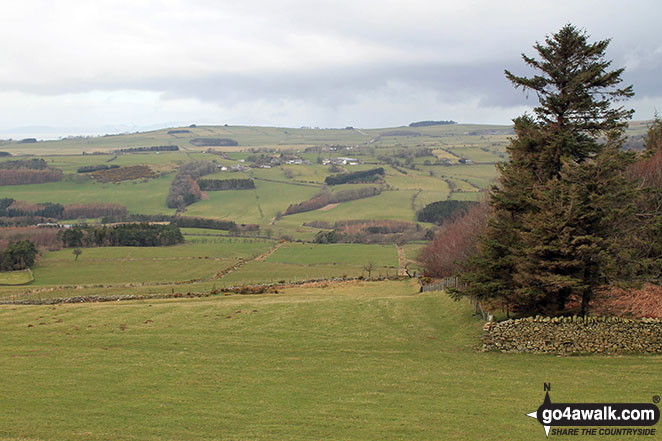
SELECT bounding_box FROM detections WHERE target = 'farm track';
[397,245,407,276]
[214,240,285,279]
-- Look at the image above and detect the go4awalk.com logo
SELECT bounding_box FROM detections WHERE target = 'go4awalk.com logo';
[526,384,660,437]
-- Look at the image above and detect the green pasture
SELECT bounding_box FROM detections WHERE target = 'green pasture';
[267,243,397,267]
[221,261,370,284]
[0,174,177,215]
[0,280,659,441]
[186,179,320,223]
[0,270,33,285]
[26,239,274,286]
[279,190,419,226]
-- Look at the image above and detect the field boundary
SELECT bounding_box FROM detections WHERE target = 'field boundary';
[0,275,408,305]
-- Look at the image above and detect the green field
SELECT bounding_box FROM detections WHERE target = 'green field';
[0,280,659,441]
[4,239,274,290]
[0,270,33,285]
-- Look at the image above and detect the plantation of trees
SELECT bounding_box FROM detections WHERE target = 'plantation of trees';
[197,178,255,191]
[59,223,184,248]
[416,200,478,224]
[324,168,384,185]
[0,199,127,222]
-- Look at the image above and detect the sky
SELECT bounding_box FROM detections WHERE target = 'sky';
[1,0,661,138]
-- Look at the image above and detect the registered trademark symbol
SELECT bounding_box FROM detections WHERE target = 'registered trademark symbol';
[653,395,660,404]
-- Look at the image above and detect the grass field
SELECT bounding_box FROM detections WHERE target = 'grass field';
[21,239,274,287]
[0,280,659,441]
[0,173,177,215]
[0,270,33,285]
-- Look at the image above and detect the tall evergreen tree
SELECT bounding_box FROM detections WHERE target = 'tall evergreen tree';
[456,25,634,316]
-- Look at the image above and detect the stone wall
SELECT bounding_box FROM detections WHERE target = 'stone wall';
[482,316,662,354]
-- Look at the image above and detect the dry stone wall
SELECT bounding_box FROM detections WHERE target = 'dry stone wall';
[482,316,662,354]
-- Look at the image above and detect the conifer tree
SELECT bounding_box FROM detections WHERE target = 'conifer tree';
[456,25,634,316]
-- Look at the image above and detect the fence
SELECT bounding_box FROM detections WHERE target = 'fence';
[419,276,492,321]
[419,276,462,292]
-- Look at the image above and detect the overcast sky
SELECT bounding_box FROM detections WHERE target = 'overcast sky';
[1,0,660,138]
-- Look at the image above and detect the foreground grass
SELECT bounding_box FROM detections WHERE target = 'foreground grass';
[0,280,659,441]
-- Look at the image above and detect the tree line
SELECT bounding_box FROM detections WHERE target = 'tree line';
[416,200,478,224]
[197,178,255,191]
[115,145,179,153]
[0,199,127,221]
[59,223,184,248]
[324,168,384,185]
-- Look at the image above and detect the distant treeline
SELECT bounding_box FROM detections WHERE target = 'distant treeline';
[0,198,128,221]
[285,187,381,215]
[18,138,37,144]
[0,227,61,251]
[167,129,191,134]
[409,120,456,127]
[166,161,218,209]
[77,164,119,173]
[0,169,62,185]
[416,200,479,225]
[98,214,238,232]
[197,178,255,191]
[325,168,384,185]
[0,152,11,157]
[190,138,238,147]
[0,159,48,170]
[172,216,236,231]
[116,145,179,153]
[0,158,62,186]
[60,223,184,248]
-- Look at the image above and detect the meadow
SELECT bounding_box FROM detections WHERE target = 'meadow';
[0,280,659,441]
